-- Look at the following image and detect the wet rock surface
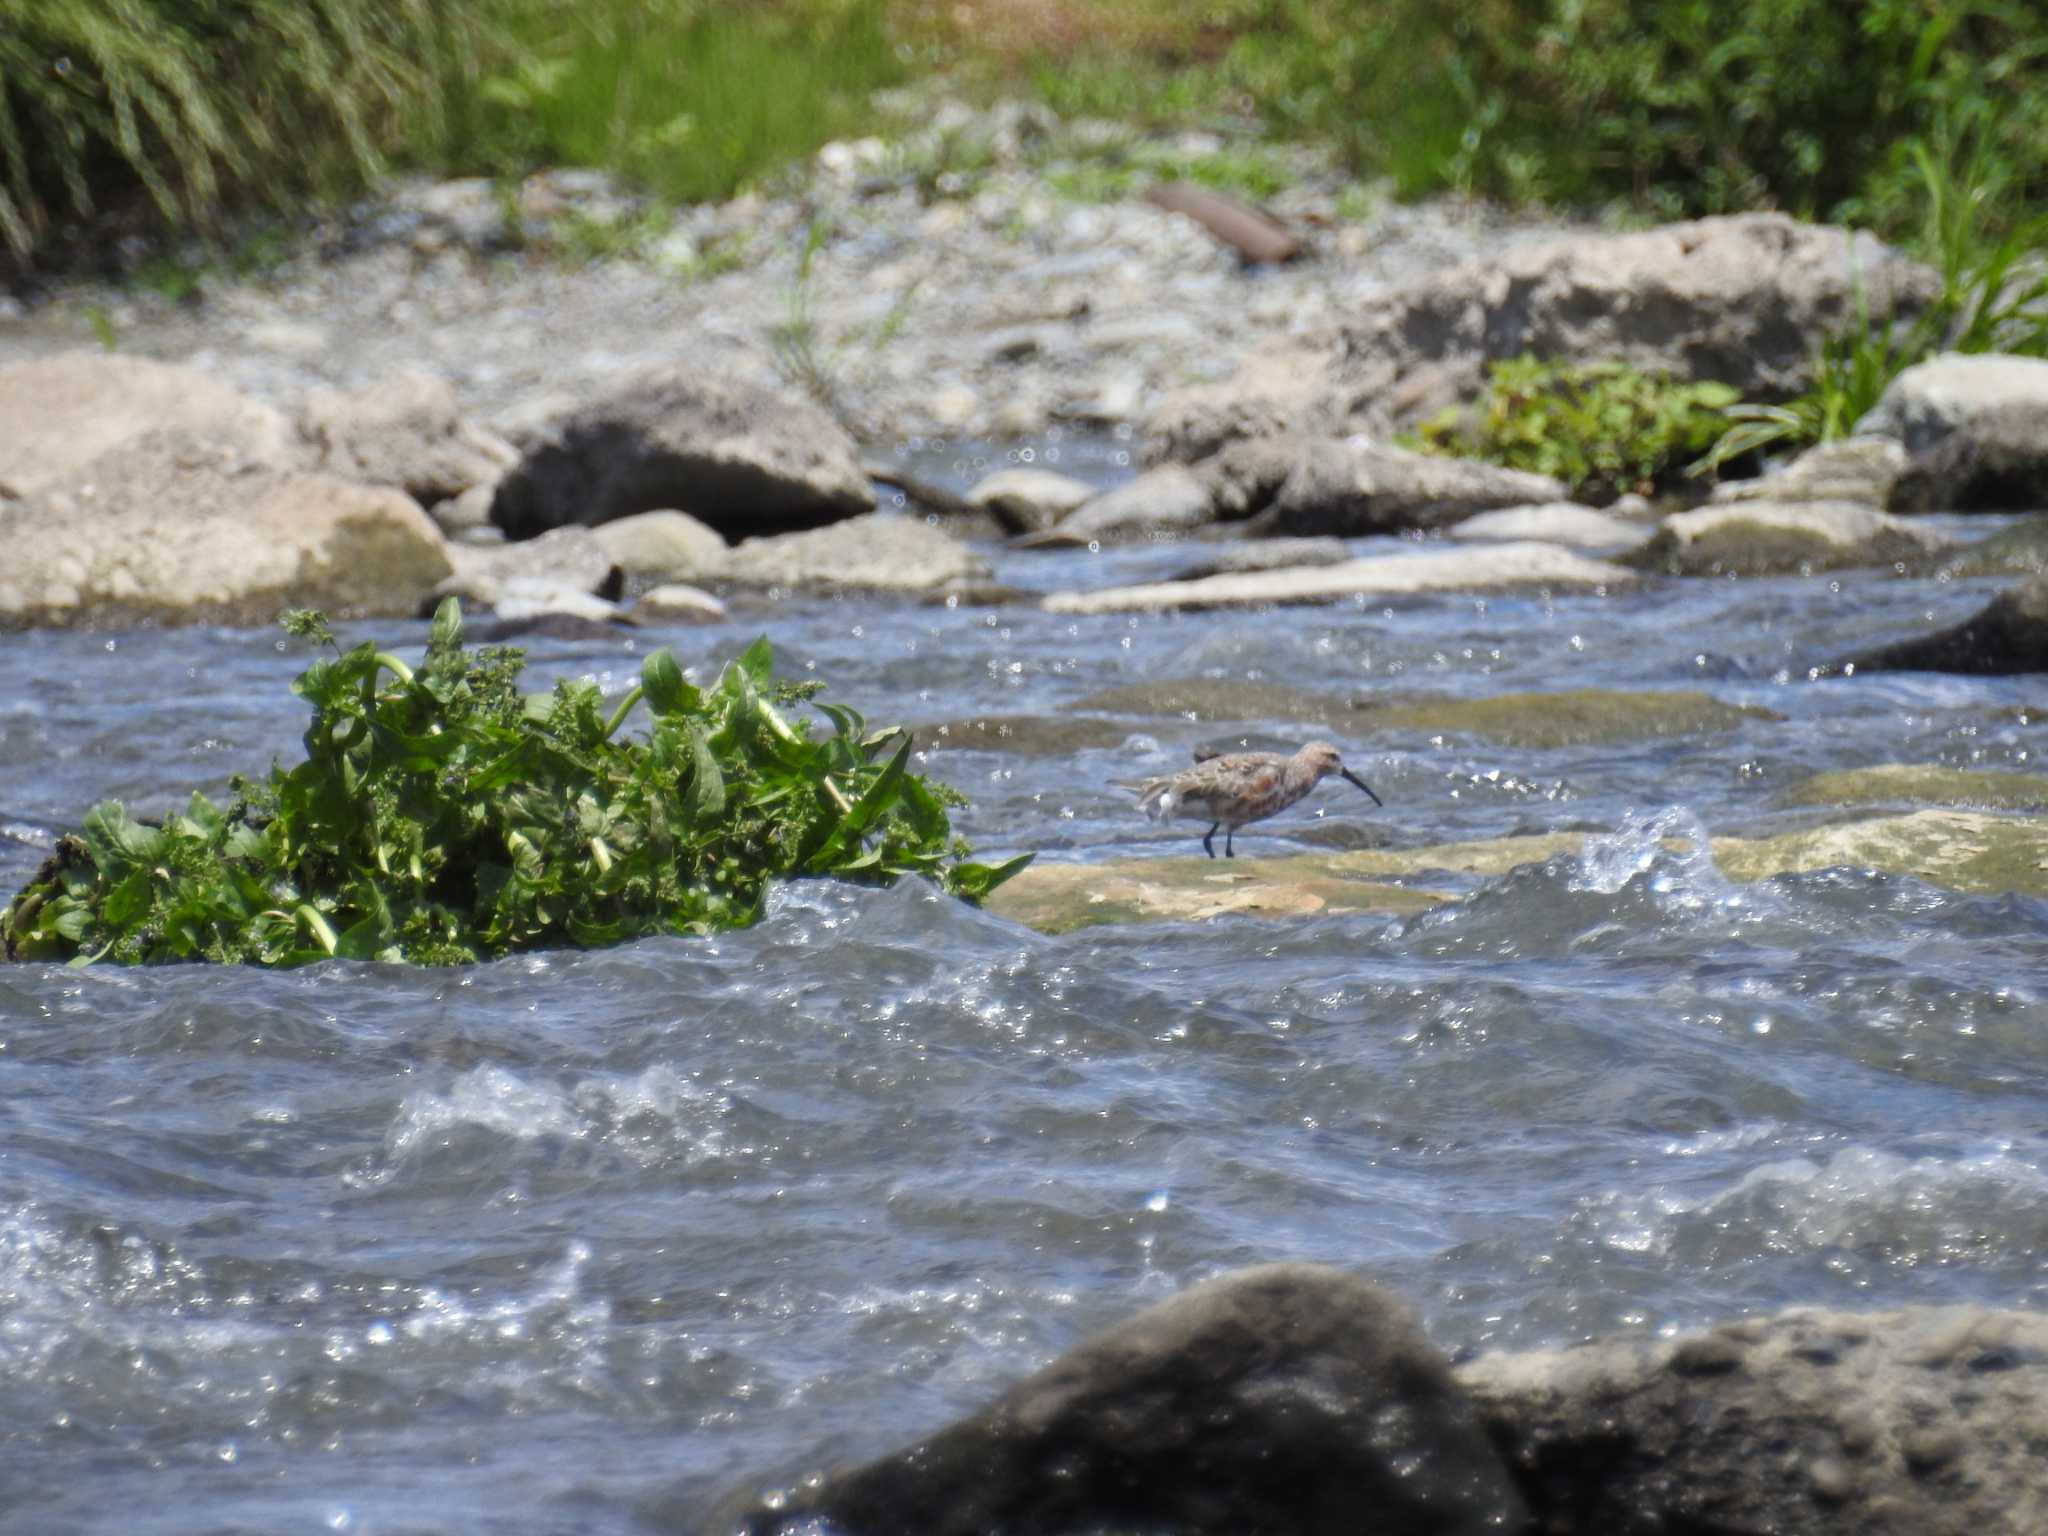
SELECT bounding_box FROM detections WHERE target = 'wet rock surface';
[1264,437,1569,537]
[1844,576,2048,674]
[1626,500,1955,576]
[1464,1302,2048,1536]
[720,1264,1526,1536]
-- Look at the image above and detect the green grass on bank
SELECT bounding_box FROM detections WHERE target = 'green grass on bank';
[9,0,2046,273]
[4,0,2043,472]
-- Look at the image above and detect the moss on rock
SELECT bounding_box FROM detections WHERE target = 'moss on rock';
[1785,764,2048,812]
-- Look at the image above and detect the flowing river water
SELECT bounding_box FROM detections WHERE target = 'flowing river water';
[4,483,2048,1532]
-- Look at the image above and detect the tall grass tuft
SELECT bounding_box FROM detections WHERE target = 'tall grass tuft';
[0,0,494,265]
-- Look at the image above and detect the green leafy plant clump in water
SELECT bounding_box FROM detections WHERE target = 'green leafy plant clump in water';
[1410,355,1738,503]
[2,601,1029,969]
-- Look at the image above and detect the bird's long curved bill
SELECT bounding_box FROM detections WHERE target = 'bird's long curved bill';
[1341,768,1383,807]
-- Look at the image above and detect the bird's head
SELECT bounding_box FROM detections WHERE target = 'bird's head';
[1301,741,1383,807]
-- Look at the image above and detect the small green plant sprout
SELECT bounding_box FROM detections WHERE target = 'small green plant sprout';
[1411,355,1738,503]
[2,600,1029,969]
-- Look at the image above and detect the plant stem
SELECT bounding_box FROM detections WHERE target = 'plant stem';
[602,686,644,740]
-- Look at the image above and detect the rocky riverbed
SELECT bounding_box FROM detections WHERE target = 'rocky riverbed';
[3,96,2048,1536]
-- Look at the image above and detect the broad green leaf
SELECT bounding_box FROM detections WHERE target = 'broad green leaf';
[641,649,698,717]
[430,595,464,653]
[685,729,727,819]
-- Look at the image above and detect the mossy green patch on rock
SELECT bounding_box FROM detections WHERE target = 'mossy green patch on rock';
[1360,690,1780,748]
[1067,680,1777,748]
[1070,679,1370,726]
[1714,811,2048,899]
[984,856,1451,934]
[916,715,1145,756]
[1785,764,2048,812]
[985,832,1588,933]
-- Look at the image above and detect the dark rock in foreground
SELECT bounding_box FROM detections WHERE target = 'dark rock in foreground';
[1844,577,2048,675]
[707,1264,2048,1536]
[714,1264,1524,1536]
[490,363,874,542]
[1465,1301,2048,1536]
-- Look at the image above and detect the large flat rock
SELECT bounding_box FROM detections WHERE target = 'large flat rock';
[988,811,2048,932]
[0,431,452,630]
[1044,541,1634,613]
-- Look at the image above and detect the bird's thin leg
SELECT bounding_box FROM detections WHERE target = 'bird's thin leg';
[1225,827,1235,859]
[1203,823,1219,859]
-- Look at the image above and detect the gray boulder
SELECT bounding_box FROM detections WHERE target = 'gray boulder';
[1265,438,1568,537]
[1053,464,1216,543]
[1856,355,2048,513]
[722,1264,1524,1536]
[489,363,874,542]
[0,431,451,629]
[1148,215,1939,461]
[1926,513,2048,579]
[0,352,299,498]
[1888,401,2048,513]
[1464,1302,2048,1536]
[1626,501,1955,577]
[297,371,517,506]
[717,512,988,593]
[1843,576,2048,674]
[1857,352,2048,453]
[1712,435,1909,508]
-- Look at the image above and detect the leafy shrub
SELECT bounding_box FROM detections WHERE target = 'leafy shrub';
[1411,356,1737,502]
[1,601,1027,968]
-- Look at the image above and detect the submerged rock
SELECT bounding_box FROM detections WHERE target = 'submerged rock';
[1843,577,2048,674]
[1784,763,2048,812]
[1465,1302,2048,1536]
[989,808,2048,933]
[489,362,873,542]
[1043,541,1632,613]
[0,431,451,629]
[1925,514,2048,579]
[1625,500,1954,576]
[1168,536,1354,580]
[1265,438,1568,537]
[914,714,1146,756]
[721,1264,1525,1536]
[0,352,299,497]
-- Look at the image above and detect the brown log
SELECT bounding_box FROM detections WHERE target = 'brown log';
[1143,181,1301,265]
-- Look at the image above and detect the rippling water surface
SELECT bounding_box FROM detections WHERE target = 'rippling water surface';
[4,516,2048,1533]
